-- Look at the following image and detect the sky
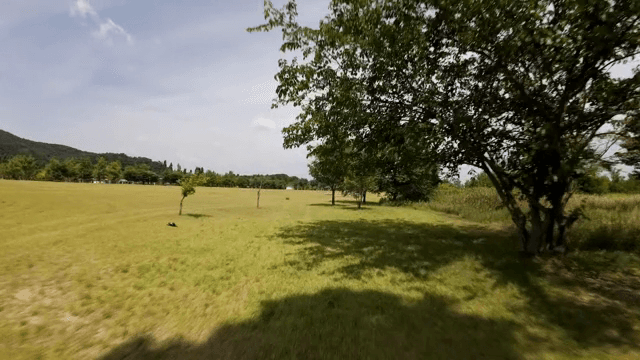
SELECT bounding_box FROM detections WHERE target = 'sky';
[0,0,331,178]
[0,1,637,180]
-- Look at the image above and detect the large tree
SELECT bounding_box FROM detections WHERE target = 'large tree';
[63,158,78,182]
[76,157,94,182]
[371,138,441,202]
[251,0,640,255]
[44,158,66,181]
[106,161,122,183]
[93,157,108,182]
[308,140,350,205]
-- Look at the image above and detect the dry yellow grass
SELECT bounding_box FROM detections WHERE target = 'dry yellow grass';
[1,180,639,359]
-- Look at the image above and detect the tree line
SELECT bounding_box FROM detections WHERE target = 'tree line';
[0,155,312,189]
[465,169,640,195]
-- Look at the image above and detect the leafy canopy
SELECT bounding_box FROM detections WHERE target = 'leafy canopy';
[250,0,640,254]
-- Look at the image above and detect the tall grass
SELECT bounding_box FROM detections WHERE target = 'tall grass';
[424,184,512,223]
[425,185,640,252]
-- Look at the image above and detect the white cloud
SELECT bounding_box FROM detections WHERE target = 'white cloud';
[70,1,133,45]
[93,18,134,45]
[70,0,97,18]
[252,117,277,131]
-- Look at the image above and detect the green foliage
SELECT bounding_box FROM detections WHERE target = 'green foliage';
[63,158,78,181]
[76,157,93,182]
[43,158,66,181]
[179,176,197,215]
[252,0,640,254]
[0,155,38,180]
[123,164,159,184]
[374,147,441,202]
[617,103,640,176]
[195,171,309,190]
[180,177,197,198]
[343,175,376,208]
[465,172,493,188]
[93,157,108,182]
[106,161,122,182]
[575,174,610,195]
[308,140,349,203]
[163,169,184,185]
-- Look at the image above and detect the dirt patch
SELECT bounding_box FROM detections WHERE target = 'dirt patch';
[15,289,33,301]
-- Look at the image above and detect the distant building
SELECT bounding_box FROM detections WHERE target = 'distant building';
[286,186,294,190]
[118,179,130,184]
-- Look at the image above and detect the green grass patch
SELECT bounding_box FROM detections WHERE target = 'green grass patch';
[0,180,639,359]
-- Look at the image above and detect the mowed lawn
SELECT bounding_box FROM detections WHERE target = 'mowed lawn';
[1,181,639,359]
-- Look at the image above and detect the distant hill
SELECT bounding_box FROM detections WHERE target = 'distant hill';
[0,129,167,173]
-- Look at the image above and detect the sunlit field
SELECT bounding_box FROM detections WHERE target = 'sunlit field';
[1,180,639,359]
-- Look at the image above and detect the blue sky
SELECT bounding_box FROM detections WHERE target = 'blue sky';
[0,0,330,178]
[0,1,637,179]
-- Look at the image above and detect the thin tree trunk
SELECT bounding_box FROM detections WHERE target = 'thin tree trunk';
[179,196,185,215]
[331,187,336,205]
[257,184,261,208]
[362,191,367,204]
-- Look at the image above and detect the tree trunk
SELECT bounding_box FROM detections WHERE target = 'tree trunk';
[482,163,530,252]
[257,186,261,208]
[331,187,336,205]
[362,191,367,204]
[179,196,185,215]
[527,203,544,254]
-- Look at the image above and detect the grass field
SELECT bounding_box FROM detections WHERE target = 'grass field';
[1,180,640,359]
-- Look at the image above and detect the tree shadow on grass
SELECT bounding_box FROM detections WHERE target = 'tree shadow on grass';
[307,204,373,211]
[336,199,381,206]
[184,213,212,219]
[308,203,348,207]
[275,219,515,279]
[274,219,640,350]
[99,289,523,360]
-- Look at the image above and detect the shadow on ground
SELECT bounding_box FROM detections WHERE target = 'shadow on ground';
[274,219,640,350]
[184,213,212,219]
[309,202,373,211]
[336,199,381,206]
[99,289,523,360]
[100,219,640,359]
[275,219,516,278]
[308,203,347,208]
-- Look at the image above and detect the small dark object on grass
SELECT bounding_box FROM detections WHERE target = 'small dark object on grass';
[286,197,290,200]
[167,222,177,227]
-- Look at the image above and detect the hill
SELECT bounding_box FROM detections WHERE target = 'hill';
[0,129,167,173]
